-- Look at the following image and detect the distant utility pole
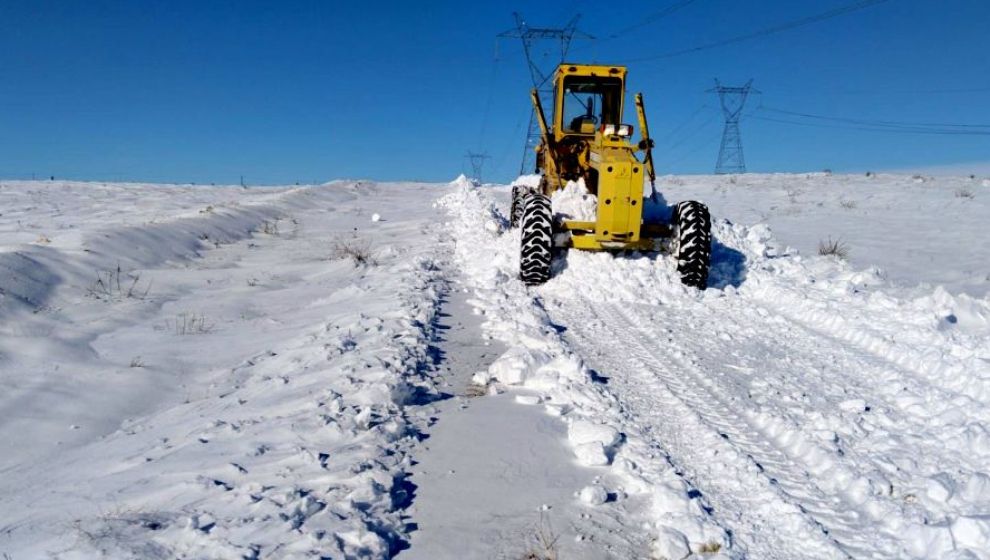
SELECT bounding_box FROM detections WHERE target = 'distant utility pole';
[498,13,592,176]
[464,151,491,184]
[709,79,758,174]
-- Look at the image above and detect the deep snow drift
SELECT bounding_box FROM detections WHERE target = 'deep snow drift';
[1,173,988,559]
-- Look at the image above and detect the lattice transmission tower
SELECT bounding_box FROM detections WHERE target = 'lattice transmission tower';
[464,151,491,184]
[709,79,757,174]
[498,13,592,175]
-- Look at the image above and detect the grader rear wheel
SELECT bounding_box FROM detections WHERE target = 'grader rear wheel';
[510,185,530,228]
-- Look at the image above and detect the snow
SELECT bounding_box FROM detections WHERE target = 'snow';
[656,172,990,297]
[551,178,598,222]
[437,174,990,559]
[0,180,446,558]
[578,484,609,506]
[1,171,989,559]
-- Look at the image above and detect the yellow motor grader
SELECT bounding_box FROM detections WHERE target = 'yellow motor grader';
[512,63,711,288]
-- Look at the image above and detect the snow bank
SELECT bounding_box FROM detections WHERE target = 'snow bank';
[436,180,732,557]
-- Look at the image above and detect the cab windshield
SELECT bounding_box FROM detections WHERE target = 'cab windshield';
[559,76,622,134]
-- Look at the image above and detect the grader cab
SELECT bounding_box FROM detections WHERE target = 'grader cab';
[511,63,712,288]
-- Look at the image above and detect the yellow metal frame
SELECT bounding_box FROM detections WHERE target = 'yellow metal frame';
[530,63,660,251]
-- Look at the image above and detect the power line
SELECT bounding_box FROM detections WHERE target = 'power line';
[752,113,990,136]
[664,109,719,153]
[760,106,990,130]
[595,0,699,42]
[628,0,891,62]
[660,103,711,144]
[771,85,990,96]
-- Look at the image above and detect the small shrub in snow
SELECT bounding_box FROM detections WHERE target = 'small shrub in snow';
[165,313,214,335]
[330,235,377,266]
[955,187,975,199]
[260,220,280,236]
[522,513,559,560]
[87,265,151,301]
[839,199,857,209]
[463,382,489,398]
[129,356,144,368]
[818,237,849,260]
[697,541,723,553]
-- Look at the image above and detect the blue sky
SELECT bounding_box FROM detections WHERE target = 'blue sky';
[1,0,988,184]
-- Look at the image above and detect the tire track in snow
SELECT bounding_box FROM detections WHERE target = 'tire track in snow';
[747,285,990,406]
[608,303,911,558]
[557,288,981,558]
[739,296,990,476]
[552,301,854,560]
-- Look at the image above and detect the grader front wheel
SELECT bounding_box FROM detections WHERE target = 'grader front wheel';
[519,194,553,286]
[673,201,712,289]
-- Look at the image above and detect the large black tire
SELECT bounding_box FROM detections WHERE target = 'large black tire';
[674,201,711,289]
[519,194,553,286]
[510,185,529,228]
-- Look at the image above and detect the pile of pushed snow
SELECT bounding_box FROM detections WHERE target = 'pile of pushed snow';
[436,180,732,556]
[512,174,543,189]
[550,178,597,222]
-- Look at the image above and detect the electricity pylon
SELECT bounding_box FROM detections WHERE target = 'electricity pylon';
[709,80,757,174]
[464,151,491,184]
[498,13,592,175]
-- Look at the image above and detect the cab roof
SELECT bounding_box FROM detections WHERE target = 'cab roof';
[555,63,627,80]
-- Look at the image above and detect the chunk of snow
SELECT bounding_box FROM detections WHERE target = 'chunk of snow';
[925,473,956,504]
[371,213,381,222]
[568,420,620,449]
[953,515,990,550]
[573,441,609,466]
[838,398,867,413]
[551,178,597,222]
[579,484,608,506]
[651,527,692,560]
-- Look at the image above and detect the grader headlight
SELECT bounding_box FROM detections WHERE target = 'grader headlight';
[599,124,634,137]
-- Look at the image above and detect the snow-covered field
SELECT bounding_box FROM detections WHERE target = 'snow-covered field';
[1,173,988,559]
